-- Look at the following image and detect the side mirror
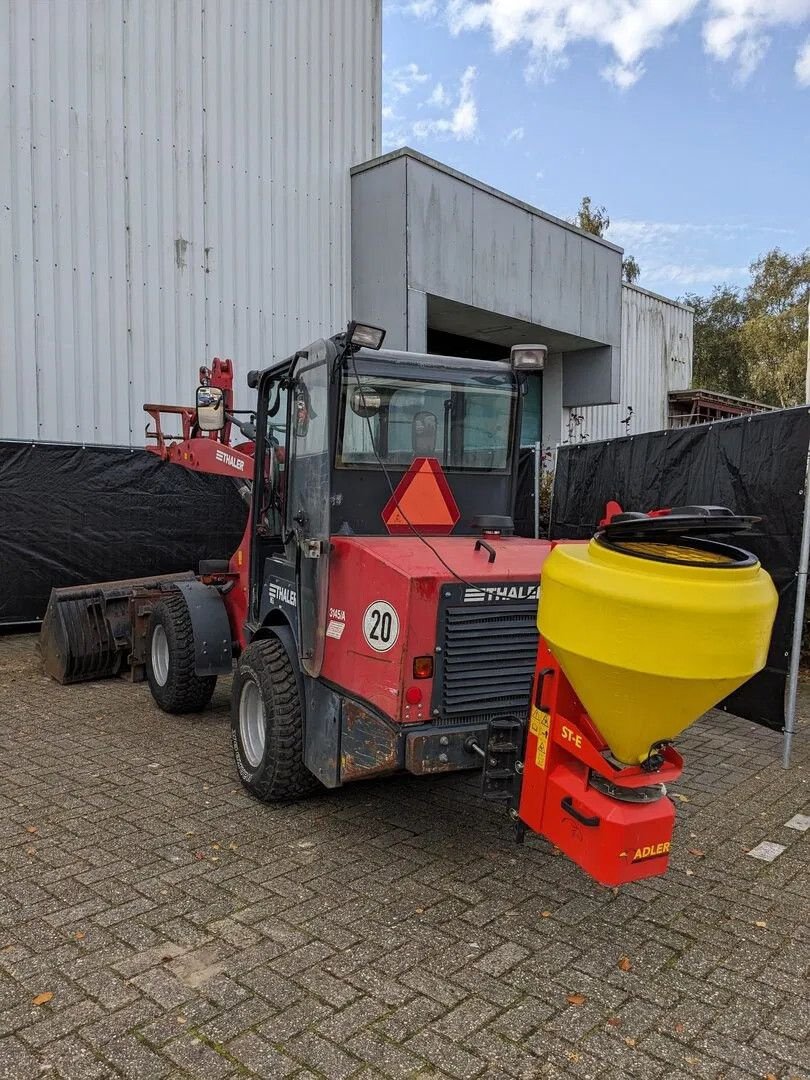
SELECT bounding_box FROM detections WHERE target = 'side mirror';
[350,384,381,418]
[196,385,225,431]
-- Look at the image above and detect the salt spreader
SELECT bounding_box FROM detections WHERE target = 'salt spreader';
[509,510,777,886]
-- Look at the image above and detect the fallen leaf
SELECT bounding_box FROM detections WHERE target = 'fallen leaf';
[764,1074,778,1080]
[688,849,706,858]
[211,843,221,850]
[176,1015,187,1025]
[565,1051,581,1063]
[32,992,53,1006]
[754,920,768,929]
[606,1017,622,1028]
[671,793,690,803]
[228,842,237,851]
[566,993,586,1006]
[618,956,632,972]
[674,1022,685,1034]
[1,944,14,953]
[685,869,695,877]
[73,931,86,941]
[541,911,552,918]
[624,1037,637,1047]
[415,907,425,915]
[26,847,36,857]
[194,852,206,861]
[684,1056,700,1066]
[25,825,38,835]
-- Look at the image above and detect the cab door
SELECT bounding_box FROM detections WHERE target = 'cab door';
[286,339,335,677]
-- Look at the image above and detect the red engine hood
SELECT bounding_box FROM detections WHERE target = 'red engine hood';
[330,534,555,581]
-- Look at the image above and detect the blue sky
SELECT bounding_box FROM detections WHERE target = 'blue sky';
[382,0,810,299]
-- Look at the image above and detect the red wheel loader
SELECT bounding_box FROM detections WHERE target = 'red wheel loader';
[40,323,777,887]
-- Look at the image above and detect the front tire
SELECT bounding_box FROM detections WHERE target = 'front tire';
[231,638,320,801]
[146,592,217,713]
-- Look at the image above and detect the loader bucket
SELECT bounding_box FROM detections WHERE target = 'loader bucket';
[40,572,195,684]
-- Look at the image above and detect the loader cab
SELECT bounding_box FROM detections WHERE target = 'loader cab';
[249,327,526,674]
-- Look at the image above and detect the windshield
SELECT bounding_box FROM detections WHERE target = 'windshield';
[338,371,516,473]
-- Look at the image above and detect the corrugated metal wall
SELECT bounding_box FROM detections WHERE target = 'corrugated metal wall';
[563,285,693,445]
[0,0,381,446]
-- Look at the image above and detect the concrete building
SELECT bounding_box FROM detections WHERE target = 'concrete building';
[1,0,691,456]
[351,149,692,461]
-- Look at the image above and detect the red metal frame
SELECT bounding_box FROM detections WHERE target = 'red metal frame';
[142,357,254,650]
[518,640,682,887]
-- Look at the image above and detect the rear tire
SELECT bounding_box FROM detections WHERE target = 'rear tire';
[231,638,320,801]
[146,592,217,713]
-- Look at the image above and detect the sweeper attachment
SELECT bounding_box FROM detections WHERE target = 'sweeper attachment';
[506,509,777,887]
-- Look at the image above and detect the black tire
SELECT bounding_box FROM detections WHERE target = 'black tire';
[231,638,320,801]
[146,592,217,713]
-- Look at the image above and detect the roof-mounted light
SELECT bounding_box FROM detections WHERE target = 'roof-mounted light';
[347,321,386,350]
[510,343,547,371]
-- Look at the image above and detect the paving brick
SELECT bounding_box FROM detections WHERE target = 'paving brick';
[226,1032,298,1076]
[0,636,808,1080]
[286,1031,363,1079]
[0,1035,43,1080]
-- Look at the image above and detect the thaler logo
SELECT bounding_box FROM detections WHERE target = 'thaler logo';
[215,448,245,473]
[463,584,539,603]
[268,582,297,608]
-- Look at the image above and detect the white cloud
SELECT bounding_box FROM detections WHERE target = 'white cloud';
[387,0,439,15]
[506,126,525,141]
[411,66,479,139]
[431,0,810,86]
[383,65,480,147]
[426,82,451,107]
[797,35,810,83]
[386,61,431,101]
[643,262,749,285]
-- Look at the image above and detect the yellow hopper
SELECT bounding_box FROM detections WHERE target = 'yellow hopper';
[539,532,778,764]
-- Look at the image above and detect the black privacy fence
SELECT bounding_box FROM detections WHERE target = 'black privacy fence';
[0,441,247,626]
[548,406,810,732]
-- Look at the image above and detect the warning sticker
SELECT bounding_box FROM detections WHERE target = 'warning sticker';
[326,619,345,640]
[530,706,551,770]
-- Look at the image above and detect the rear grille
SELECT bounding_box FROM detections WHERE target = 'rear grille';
[439,602,539,722]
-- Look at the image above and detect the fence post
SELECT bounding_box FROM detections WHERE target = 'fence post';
[783,436,810,768]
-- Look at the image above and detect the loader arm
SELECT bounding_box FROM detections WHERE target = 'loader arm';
[143,357,255,479]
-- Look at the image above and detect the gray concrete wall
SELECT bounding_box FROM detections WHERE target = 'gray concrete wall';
[351,150,624,409]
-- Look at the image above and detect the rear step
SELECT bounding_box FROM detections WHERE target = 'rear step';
[39,572,195,684]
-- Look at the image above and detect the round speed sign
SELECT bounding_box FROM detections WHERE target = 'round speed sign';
[362,601,400,653]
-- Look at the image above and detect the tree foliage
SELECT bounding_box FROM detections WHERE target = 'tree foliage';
[572,196,641,285]
[683,248,810,407]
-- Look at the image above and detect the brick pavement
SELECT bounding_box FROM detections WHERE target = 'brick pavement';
[0,633,807,1080]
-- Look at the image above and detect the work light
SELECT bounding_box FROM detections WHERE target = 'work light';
[347,321,386,350]
[510,343,547,371]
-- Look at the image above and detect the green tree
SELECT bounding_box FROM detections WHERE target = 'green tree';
[683,248,810,407]
[621,255,641,285]
[742,249,809,407]
[572,196,641,286]
[573,195,610,237]
[681,285,749,398]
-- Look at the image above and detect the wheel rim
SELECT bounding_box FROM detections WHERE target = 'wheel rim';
[151,625,170,686]
[239,679,266,768]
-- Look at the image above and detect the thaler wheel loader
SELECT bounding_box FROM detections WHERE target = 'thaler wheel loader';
[40,323,778,887]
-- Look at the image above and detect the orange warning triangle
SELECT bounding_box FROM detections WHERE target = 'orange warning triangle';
[382,457,460,534]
